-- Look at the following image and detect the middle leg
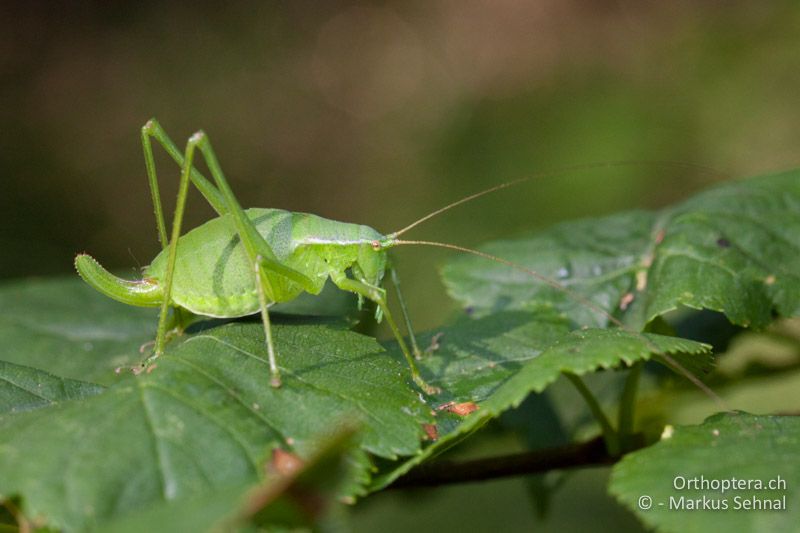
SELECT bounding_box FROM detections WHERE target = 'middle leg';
[389,266,423,359]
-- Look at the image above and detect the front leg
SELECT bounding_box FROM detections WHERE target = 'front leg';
[331,274,439,395]
[390,266,423,359]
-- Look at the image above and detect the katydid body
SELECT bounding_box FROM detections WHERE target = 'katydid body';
[76,119,433,393]
[145,209,389,317]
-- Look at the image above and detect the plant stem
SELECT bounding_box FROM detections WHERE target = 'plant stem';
[564,372,620,457]
[390,435,635,489]
[617,361,643,452]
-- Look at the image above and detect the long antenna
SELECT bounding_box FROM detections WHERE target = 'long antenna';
[393,238,728,410]
[391,178,527,237]
[390,160,728,238]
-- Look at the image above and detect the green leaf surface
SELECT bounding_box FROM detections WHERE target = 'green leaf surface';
[100,428,362,533]
[0,276,363,390]
[0,322,431,531]
[443,170,800,330]
[372,312,710,489]
[610,412,800,532]
[0,277,155,384]
[0,360,103,414]
[98,485,254,533]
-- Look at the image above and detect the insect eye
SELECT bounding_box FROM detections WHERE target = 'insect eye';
[371,240,381,250]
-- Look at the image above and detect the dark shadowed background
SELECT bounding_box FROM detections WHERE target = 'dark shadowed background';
[2,2,800,531]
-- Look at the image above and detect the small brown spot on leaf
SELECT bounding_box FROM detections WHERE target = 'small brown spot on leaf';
[654,229,666,244]
[716,237,731,248]
[436,401,479,416]
[270,448,304,477]
[423,423,439,441]
[765,275,776,285]
[712,428,720,437]
[619,292,635,310]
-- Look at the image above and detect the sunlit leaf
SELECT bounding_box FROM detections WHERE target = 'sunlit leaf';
[100,428,362,533]
[610,412,800,532]
[0,277,359,386]
[443,170,800,330]
[0,360,103,414]
[0,322,431,531]
[0,277,155,384]
[372,313,710,490]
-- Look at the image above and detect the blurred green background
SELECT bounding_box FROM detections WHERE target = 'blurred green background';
[3,2,800,531]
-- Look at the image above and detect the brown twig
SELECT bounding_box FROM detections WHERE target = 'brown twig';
[389,436,639,489]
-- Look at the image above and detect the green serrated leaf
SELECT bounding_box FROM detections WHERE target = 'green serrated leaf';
[647,172,800,326]
[0,277,361,386]
[0,277,155,384]
[610,412,800,532]
[442,210,654,327]
[0,322,431,531]
[417,313,710,405]
[371,313,710,489]
[442,170,800,330]
[0,360,103,414]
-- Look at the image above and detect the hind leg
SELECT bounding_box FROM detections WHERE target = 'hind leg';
[182,131,320,385]
[254,259,282,387]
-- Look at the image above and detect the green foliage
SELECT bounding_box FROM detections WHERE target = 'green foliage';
[1,170,799,531]
[610,413,799,532]
[0,277,155,384]
[100,428,362,533]
[0,311,428,530]
[443,170,800,330]
[372,317,710,490]
[0,361,103,414]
